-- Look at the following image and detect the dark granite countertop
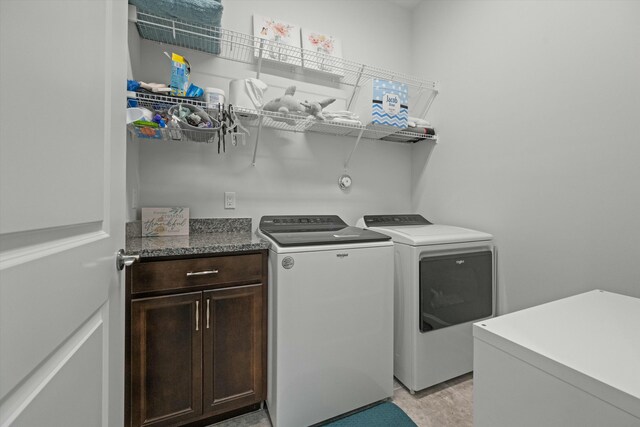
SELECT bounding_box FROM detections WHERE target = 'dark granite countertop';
[125,218,270,259]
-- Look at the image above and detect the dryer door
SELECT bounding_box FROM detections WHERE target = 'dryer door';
[419,251,493,332]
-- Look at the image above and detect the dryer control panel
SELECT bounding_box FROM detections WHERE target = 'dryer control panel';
[363,214,432,227]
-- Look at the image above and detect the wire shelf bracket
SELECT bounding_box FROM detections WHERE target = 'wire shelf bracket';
[252,116,265,166]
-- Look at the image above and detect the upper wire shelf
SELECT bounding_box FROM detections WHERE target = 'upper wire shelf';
[133,10,438,92]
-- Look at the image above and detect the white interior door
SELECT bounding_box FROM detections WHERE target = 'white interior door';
[0,1,127,426]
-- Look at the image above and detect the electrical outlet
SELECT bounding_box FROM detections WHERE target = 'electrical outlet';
[224,192,236,209]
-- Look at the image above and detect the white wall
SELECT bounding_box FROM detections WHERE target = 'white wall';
[129,0,640,313]
[411,0,640,312]
[129,0,421,227]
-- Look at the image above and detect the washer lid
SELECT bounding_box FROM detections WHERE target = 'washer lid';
[361,215,492,245]
[369,224,493,245]
[259,215,391,247]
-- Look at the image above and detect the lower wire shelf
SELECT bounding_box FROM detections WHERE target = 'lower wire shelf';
[128,92,437,145]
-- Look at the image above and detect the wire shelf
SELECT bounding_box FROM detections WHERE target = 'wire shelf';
[134,10,438,91]
[133,91,208,111]
[129,93,436,144]
[129,114,436,146]
[234,108,437,144]
[230,112,435,143]
[379,130,438,143]
[234,107,315,133]
[127,123,220,144]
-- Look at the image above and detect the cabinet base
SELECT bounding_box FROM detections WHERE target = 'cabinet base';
[176,403,263,427]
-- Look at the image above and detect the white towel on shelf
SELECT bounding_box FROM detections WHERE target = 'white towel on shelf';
[329,117,361,125]
[408,116,431,128]
[324,110,360,121]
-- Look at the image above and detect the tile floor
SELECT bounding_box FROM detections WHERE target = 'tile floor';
[209,373,473,427]
[392,374,473,427]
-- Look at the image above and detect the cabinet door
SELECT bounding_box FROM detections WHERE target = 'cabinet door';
[203,284,266,415]
[131,292,203,427]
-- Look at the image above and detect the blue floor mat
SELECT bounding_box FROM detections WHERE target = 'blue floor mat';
[321,402,417,426]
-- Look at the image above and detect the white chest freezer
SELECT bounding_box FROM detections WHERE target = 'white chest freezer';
[473,290,640,427]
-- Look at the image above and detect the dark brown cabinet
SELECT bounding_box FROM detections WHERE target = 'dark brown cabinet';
[126,252,267,427]
[203,284,264,415]
[131,292,203,427]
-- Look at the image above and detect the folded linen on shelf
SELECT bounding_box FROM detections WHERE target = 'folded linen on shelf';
[323,110,360,121]
[328,118,361,125]
[407,116,431,128]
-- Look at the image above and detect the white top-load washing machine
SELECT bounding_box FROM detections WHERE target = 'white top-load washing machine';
[357,214,496,393]
[257,215,394,427]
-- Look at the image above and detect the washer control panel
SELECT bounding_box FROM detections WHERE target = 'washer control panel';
[363,214,432,227]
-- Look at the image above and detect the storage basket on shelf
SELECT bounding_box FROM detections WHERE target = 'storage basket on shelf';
[130,0,224,54]
[168,104,220,143]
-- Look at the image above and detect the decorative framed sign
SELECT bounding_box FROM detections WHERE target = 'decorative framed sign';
[253,15,302,66]
[301,29,344,76]
[142,207,189,237]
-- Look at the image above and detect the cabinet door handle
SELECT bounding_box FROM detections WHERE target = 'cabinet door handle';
[195,300,199,331]
[206,298,210,329]
[186,269,219,277]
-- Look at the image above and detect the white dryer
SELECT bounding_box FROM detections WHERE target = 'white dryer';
[257,215,394,427]
[357,214,496,393]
